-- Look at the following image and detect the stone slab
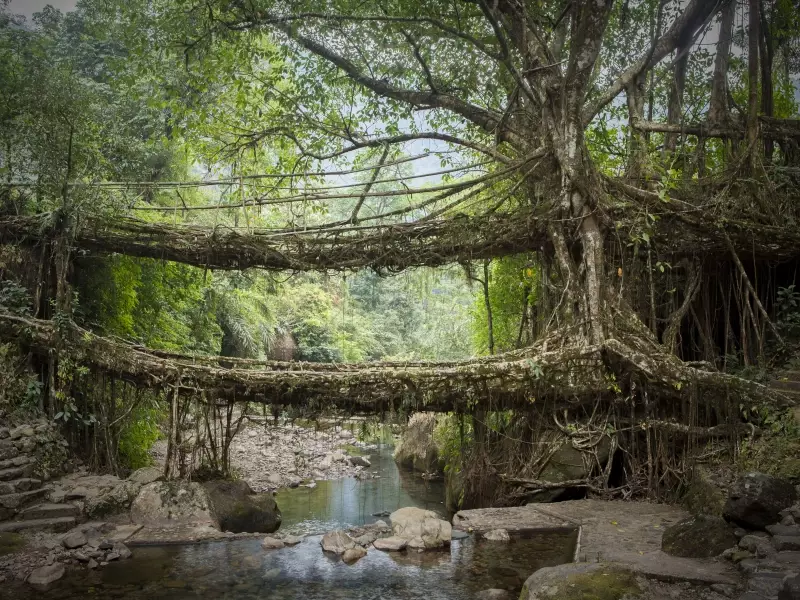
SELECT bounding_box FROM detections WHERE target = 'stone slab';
[453,499,740,586]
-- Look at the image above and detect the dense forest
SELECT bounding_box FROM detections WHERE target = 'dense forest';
[0,0,799,504]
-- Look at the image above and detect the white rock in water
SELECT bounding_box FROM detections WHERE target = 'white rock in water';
[320,530,355,554]
[342,546,367,563]
[261,536,285,550]
[483,529,510,542]
[389,507,452,549]
[28,563,65,586]
[373,536,408,551]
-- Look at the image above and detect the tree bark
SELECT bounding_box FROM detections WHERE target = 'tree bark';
[709,0,736,123]
[747,0,761,167]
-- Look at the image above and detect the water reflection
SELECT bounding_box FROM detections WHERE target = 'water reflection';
[3,445,576,599]
[274,445,447,535]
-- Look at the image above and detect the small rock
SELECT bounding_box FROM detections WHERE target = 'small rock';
[287,476,302,488]
[739,534,777,557]
[342,546,367,564]
[106,552,120,561]
[373,536,407,551]
[98,540,113,550]
[348,456,371,468]
[61,530,87,549]
[87,559,98,569]
[261,536,285,550]
[28,563,65,586]
[266,474,282,487]
[112,542,132,560]
[282,535,303,546]
[305,481,317,489]
[484,529,510,542]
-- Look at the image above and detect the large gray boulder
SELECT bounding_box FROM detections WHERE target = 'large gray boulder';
[661,515,737,558]
[203,480,281,533]
[130,481,214,527]
[389,506,451,549]
[28,563,65,586]
[724,473,797,530]
[393,413,442,473]
[128,466,163,486]
[85,480,141,518]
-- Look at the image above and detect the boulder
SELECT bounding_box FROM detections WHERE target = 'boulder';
[484,529,511,542]
[661,515,737,558]
[85,480,141,518]
[128,467,163,486]
[373,536,408,551]
[131,481,214,527]
[520,563,639,600]
[393,413,442,473]
[682,466,726,517]
[342,546,367,563]
[321,530,355,554]
[348,455,371,468]
[203,480,281,533]
[61,530,87,549]
[28,563,65,586]
[724,473,797,529]
[389,507,451,549]
[531,433,612,503]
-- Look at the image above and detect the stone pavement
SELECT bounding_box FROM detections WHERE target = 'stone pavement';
[453,499,740,586]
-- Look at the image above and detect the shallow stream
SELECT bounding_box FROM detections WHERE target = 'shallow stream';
[7,444,576,599]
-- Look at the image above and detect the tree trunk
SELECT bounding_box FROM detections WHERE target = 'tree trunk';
[709,0,736,123]
[747,0,761,168]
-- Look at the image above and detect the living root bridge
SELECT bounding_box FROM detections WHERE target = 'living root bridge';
[0,311,784,415]
[0,210,547,272]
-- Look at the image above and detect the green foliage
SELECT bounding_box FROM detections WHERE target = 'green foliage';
[471,256,537,354]
[738,406,800,482]
[0,342,39,410]
[118,402,162,470]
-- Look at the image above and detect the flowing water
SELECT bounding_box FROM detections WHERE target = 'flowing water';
[5,444,577,600]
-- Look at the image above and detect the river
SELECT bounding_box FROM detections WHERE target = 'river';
[7,444,576,599]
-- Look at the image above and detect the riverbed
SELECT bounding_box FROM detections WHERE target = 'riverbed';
[4,444,577,599]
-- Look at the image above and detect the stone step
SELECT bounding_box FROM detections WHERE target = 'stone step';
[0,478,42,495]
[0,516,76,533]
[20,503,79,521]
[0,441,19,461]
[0,455,32,470]
[0,487,49,511]
[0,465,33,481]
